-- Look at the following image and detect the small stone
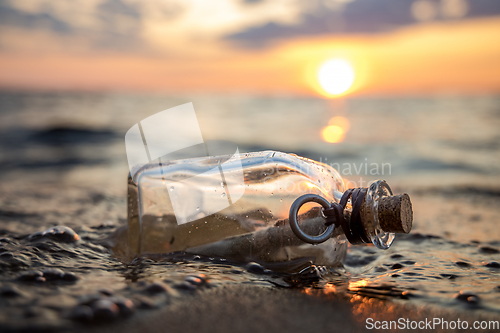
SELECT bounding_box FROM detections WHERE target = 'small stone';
[478,246,499,254]
[41,268,64,281]
[466,296,480,304]
[185,274,207,286]
[35,276,46,283]
[0,286,22,297]
[27,226,80,243]
[484,261,500,268]
[69,305,93,322]
[91,299,119,321]
[246,262,267,274]
[454,291,481,304]
[109,297,135,316]
[144,282,168,294]
[62,272,79,282]
[18,270,43,282]
[455,261,471,267]
[391,263,404,270]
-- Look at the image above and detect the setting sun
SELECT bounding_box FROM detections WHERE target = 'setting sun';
[317,59,355,96]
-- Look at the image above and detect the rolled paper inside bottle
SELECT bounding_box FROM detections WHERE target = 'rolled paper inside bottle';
[377,193,413,234]
[186,209,344,264]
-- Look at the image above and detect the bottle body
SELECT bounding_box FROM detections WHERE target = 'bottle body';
[127,151,349,270]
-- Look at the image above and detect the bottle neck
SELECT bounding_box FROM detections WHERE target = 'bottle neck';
[336,180,412,249]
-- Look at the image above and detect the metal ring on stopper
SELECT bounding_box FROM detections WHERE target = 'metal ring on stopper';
[289,194,335,244]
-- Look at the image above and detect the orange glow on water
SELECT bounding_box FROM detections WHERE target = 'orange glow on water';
[322,125,345,143]
[349,279,369,290]
[321,116,350,143]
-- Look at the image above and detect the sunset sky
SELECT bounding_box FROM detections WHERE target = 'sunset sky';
[0,0,499,96]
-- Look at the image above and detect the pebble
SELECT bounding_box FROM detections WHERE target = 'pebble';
[245,262,267,274]
[18,270,44,282]
[455,261,471,267]
[18,268,78,283]
[41,268,64,281]
[91,299,120,321]
[185,274,207,286]
[27,226,80,243]
[390,254,404,259]
[391,263,404,270]
[484,261,500,268]
[478,246,499,254]
[144,282,168,294]
[61,272,79,282]
[454,291,481,304]
[0,285,23,297]
[109,297,135,316]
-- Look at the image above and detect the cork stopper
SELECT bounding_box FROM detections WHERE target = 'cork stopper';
[377,193,413,234]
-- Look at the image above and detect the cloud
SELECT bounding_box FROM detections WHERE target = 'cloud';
[0,0,147,52]
[0,2,72,34]
[225,0,500,47]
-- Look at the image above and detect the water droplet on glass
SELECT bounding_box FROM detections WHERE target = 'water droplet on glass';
[280,199,283,202]
[170,186,174,191]
[221,193,226,198]
[196,207,200,211]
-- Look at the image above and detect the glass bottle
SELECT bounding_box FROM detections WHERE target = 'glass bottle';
[126,151,412,272]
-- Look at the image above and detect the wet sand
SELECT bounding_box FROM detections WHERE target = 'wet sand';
[89,284,500,333]
[1,182,499,332]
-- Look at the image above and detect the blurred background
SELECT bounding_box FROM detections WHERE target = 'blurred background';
[0,0,499,194]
